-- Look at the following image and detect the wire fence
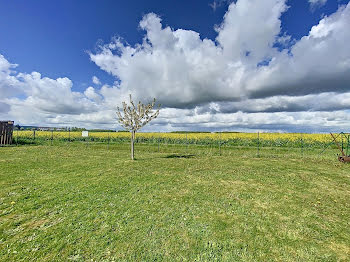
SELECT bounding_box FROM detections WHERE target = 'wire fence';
[2,130,349,161]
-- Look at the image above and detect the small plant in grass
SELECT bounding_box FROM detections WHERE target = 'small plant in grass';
[116,94,160,160]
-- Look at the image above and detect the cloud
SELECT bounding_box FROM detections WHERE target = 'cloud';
[216,0,288,63]
[90,0,289,108]
[90,1,350,109]
[246,4,350,98]
[195,92,350,114]
[1,0,350,132]
[0,101,10,113]
[84,86,102,102]
[0,54,21,117]
[309,0,327,10]
[92,76,101,85]
[12,72,99,115]
[152,108,350,133]
[209,0,234,12]
[0,54,108,127]
[0,54,21,97]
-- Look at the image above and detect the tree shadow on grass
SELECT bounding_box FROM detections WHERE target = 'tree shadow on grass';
[164,154,195,159]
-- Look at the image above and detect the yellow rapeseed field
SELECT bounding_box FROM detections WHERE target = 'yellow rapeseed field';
[16,130,333,144]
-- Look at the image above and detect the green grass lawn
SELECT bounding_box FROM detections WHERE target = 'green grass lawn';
[1,143,350,261]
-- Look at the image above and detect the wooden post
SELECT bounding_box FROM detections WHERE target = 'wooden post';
[9,124,13,144]
[51,130,53,146]
[347,134,350,156]
[0,124,2,146]
[0,121,14,146]
[33,130,36,141]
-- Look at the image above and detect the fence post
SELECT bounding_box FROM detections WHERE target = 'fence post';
[108,132,110,150]
[16,129,18,146]
[158,132,160,153]
[341,133,344,152]
[301,133,303,157]
[51,130,53,146]
[219,132,222,156]
[33,130,36,141]
[186,133,188,152]
[69,128,71,142]
[257,132,260,157]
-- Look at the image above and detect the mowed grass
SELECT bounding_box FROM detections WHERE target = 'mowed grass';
[1,143,350,261]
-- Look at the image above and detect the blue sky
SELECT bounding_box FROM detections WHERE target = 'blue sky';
[1,0,231,89]
[0,0,347,90]
[1,0,350,131]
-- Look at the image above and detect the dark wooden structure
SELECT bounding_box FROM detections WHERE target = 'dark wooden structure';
[0,121,14,146]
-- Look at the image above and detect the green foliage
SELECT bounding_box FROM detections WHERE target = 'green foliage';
[70,127,87,131]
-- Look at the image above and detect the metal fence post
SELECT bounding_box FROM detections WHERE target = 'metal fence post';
[186,133,188,152]
[257,132,260,157]
[301,133,303,157]
[219,132,222,156]
[33,130,36,141]
[51,130,53,146]
[158,132,160,153]
[69,128,71,142]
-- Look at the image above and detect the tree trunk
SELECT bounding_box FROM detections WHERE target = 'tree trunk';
[131,130,135,160]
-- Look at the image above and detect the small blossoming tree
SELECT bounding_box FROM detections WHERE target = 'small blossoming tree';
[116,95,160,160]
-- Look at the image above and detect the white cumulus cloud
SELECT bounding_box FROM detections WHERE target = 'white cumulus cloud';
[90,1,350,108]
[92,76,101,85]
[1,0,350,132]
[309,0,327,10]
